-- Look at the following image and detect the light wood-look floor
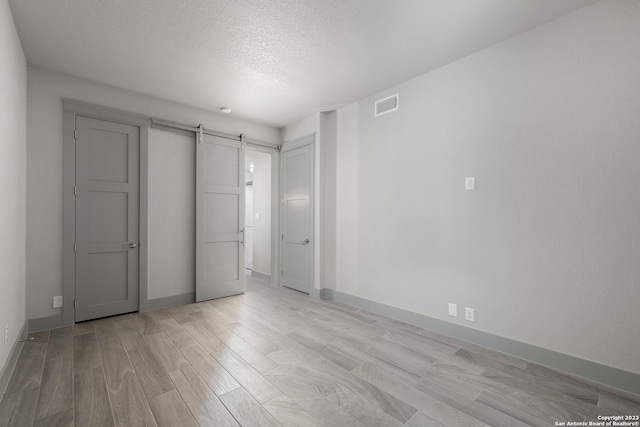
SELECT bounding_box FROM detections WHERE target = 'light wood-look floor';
[1,275,639,427]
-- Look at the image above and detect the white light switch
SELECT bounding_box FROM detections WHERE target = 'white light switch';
[448,303,457,317]
[53,295,63,308]
[465,177,475,190]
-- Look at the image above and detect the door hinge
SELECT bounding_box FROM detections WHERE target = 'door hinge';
[74,300,77,308]
[240,134,245,151]
[74,129,77,140]
[281,235,283,241]
[74,186,77,196]
[73,242,77,252]
[281,270,283,276]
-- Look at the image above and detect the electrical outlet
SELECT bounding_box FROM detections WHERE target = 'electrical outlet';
[448,303,457,317]
[4,325,8,345]
[53,295,63,308]
[465,307,475,322]
[465,177,475,190]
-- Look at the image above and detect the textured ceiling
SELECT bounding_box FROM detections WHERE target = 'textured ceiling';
[9,0,598,127]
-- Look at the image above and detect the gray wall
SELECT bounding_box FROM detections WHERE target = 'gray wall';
[26,66,280,320]
[320,112,337,290]
[148,129,195,300]
[334,0,640,374]
[0,0,26,373]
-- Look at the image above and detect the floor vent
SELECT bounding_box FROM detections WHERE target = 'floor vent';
[374,93,399,117]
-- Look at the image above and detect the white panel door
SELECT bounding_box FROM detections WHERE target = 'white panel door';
[196,134,245,301]
[281,144,313,293]
[75,116,140,321]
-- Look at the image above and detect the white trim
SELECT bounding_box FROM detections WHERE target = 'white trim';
[281,133,315,152]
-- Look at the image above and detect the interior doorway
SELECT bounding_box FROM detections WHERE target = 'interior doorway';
[245,150,272,281]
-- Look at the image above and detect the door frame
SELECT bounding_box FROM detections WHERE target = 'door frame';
[280,133,315,295]
[62,99,150,326]
[244,144,281,287]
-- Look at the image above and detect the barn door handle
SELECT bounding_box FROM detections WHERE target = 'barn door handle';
[126,243,137,249]
[240,229,245,246]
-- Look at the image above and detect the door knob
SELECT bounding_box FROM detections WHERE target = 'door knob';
[126,243,137,249]
[303,239,310,245]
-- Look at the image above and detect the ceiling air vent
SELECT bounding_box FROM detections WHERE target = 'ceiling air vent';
[374,93,399,117]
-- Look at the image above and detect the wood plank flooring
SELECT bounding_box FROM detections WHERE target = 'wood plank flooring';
[1,275,639,426]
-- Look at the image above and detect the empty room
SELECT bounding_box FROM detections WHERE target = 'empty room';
[1,0,639,426]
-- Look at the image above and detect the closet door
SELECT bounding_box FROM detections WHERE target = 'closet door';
[75,116,140,321]
[280,143,313,294]
[196,134,245,301]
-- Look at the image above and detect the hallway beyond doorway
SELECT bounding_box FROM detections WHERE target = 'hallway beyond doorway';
[245,150,272,281]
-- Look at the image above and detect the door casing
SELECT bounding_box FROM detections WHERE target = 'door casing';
[62,100,150,326]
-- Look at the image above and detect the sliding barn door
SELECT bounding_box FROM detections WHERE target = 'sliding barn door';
[196,134,245,302]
